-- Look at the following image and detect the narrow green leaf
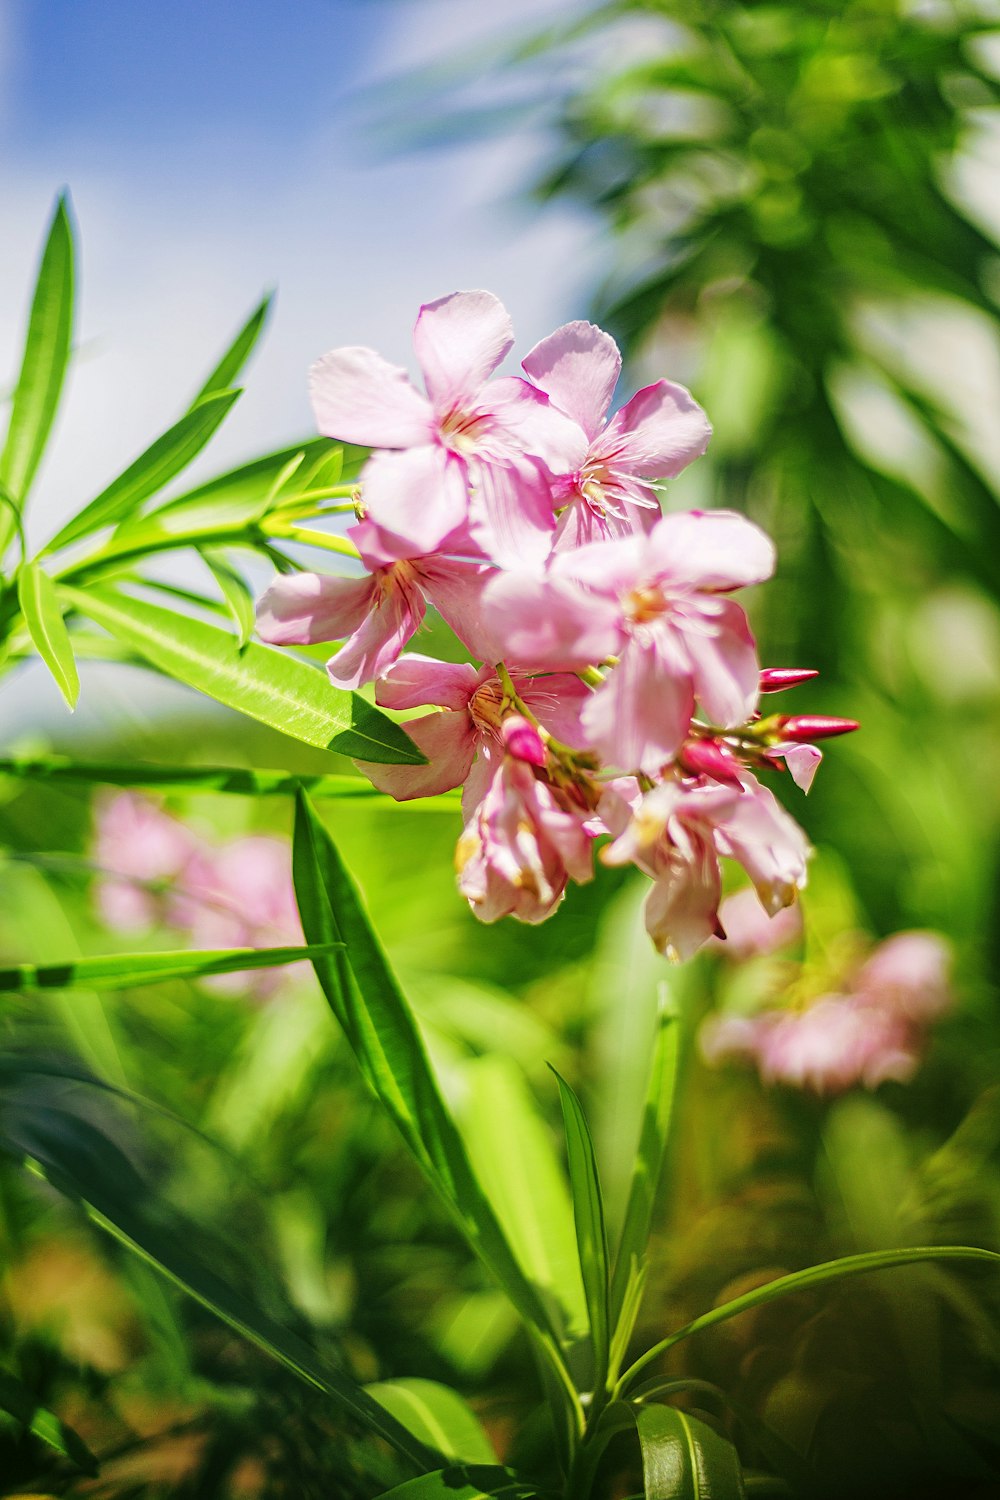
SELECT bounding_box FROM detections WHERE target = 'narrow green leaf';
[609,1000,681,1348]
[551,1067,611,1391]
[46,388,241,553]
[0,752,457,803]
[373,1467,539,1500]
[365,1379,498,1465]
[0,194,75,548]
[291,790,571,1367]
[58,584,426,763]
[457,1056,587,1342]
[1,1109,433,1469]
[0,1369,98,1475]
[201,547,255,645]
[620,1246,1000,1393]
[636,1404,745,1500]
[190,291,272,405]
[0,942,343,994]
[16,559,79,707]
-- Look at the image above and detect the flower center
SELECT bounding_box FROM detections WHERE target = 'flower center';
[439,405,489,457]
[624,583,666,624]
[469,677,505,733]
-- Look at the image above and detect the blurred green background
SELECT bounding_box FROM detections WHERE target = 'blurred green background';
[3,2,1000,1497]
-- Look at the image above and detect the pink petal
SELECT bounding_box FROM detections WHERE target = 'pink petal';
[645,510,776,592]
[522,321,622,441]
[644,834,722,961]
[375,653,483,711]
[414,290,514,409]
[309,347,432,448]
[466,457,556,571]
[519,671,591,748]
[604,378,711,479]
[483,571,621,670]
[581,633,694,773]
[682,597,761,728]
[416,556,504,663]
[715,778,810,916]
[362,445,470,558]
[478,376,587,472]
[768,742,822,793]
[358,709,476,800]
[325,568,425,689]
[256,571,375,646]
[551,534,644,598]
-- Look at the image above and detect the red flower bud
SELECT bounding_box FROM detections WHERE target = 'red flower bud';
[679,738,743,786]
[502,713,547,766]
[777,715,859,742]
[759,668,820,692]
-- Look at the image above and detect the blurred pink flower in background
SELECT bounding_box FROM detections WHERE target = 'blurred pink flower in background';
[701,929,953,1095]
[712,886,804,959]
[92,792,302,1000]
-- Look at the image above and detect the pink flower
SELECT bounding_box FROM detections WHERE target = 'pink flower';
[484,509,775,772]
[521,320,711,545]
[309,291,575,565]
[356,654,589,816]
[94,791,200,932]
[255,521,498,689]
[179,836,304,999]
[712,886,803,959]
[854,931,953,1024]
[456,755,595,925]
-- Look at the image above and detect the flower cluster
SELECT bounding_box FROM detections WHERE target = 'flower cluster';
[93,792,302,998]
[700,930,953,1094]
[257,291,858,958]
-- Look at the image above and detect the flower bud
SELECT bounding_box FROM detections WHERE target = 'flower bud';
[502,714,547,766]
[776,715,859,742]
[678,737,743,786]
[759,668,819,692]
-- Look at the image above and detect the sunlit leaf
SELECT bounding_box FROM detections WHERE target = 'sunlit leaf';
[16,559,79,707]
[58,584,425,763]
[0,1369,98,1475]
[0,194,75,552]
[201,547,256,645]
[0,941,342,994]
[190,291,272,404]
[46,388,241,552]
[366,1379,498,1465]
[636,1404,745,1500]
[551,1067,610,1390]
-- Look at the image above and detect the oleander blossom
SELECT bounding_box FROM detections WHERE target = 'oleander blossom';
[92,793,303,1000]
[700,930,953,1094]
[254,291,859,954]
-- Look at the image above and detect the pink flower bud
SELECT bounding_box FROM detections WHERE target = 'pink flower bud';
[777,715,859,742]
[502,714,547,766]
[759,668,819,692]
[678,737,743,786]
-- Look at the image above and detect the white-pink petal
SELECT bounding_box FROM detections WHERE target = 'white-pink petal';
[362,445,470,558]
[309,346,432,448]
[682,597,761,728]
[358,709,477,801]
[375,654,483,712]
[256,571,375,646]
[483,571,621,671]
[605,378,712,479]
[522,321,622,442]
[581,633,695,773]
[644,510,776,592]
[413,290,514,410]
[325,570,425,689]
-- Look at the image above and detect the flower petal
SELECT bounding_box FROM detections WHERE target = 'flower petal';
[581,633,694,773]
[478,376,586,472]
[645,509,776,592]
[644,835,722,961]
[325,569,425,689]
[519,671,591,748]
[551,534,644,597]
[715,778,810,916]
[309,347,432,448]
[414,290,514,409]
[522,321,622,441]
[256,571,375,646]
[375,654,483,711]
[682,597,761,728]
[604,378,711,479]
[483,571,621,670]
[358,709,476,800]
[467,457,556,571]
[362,445,470,558]
[416,556,504,663]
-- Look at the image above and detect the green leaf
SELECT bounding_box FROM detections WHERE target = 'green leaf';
[58,584,425,763]
[457,1055,587,1342]
[609,1000,680,1353]
[0,1369,98,1475]
[0,194,75,551]
[201,547,256,645]
[0,942,343,994]
[373,1467,540,1500]
[365,1379,497,1465]
[16,559,79,707]
[636,1405,745,1500]
[0,752,457,804]
[0,1104,433,1470]
[620,1246,1000,1393]
[46,388,241,552]
[190,291,272,404]
[291,790,571,1371]
[551,1067,611,1390]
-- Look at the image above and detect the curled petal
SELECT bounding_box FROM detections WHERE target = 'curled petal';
[644,834,723,962]
[309,347,432,448]
[375,654,483,711]
[715,778,810,916]
[414,290,513,409]
[683,597,761,729]
[325,567,425,689]
[358,709,476,801]
[363,446,470,558]
[582,632,694,773]
[522,321,622,441]
[483,572,621,671]
[256,571,375,646]
[645,509,776,593]
[417,556,503,663]
[767,742,822,793]
[604,378,711,479]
